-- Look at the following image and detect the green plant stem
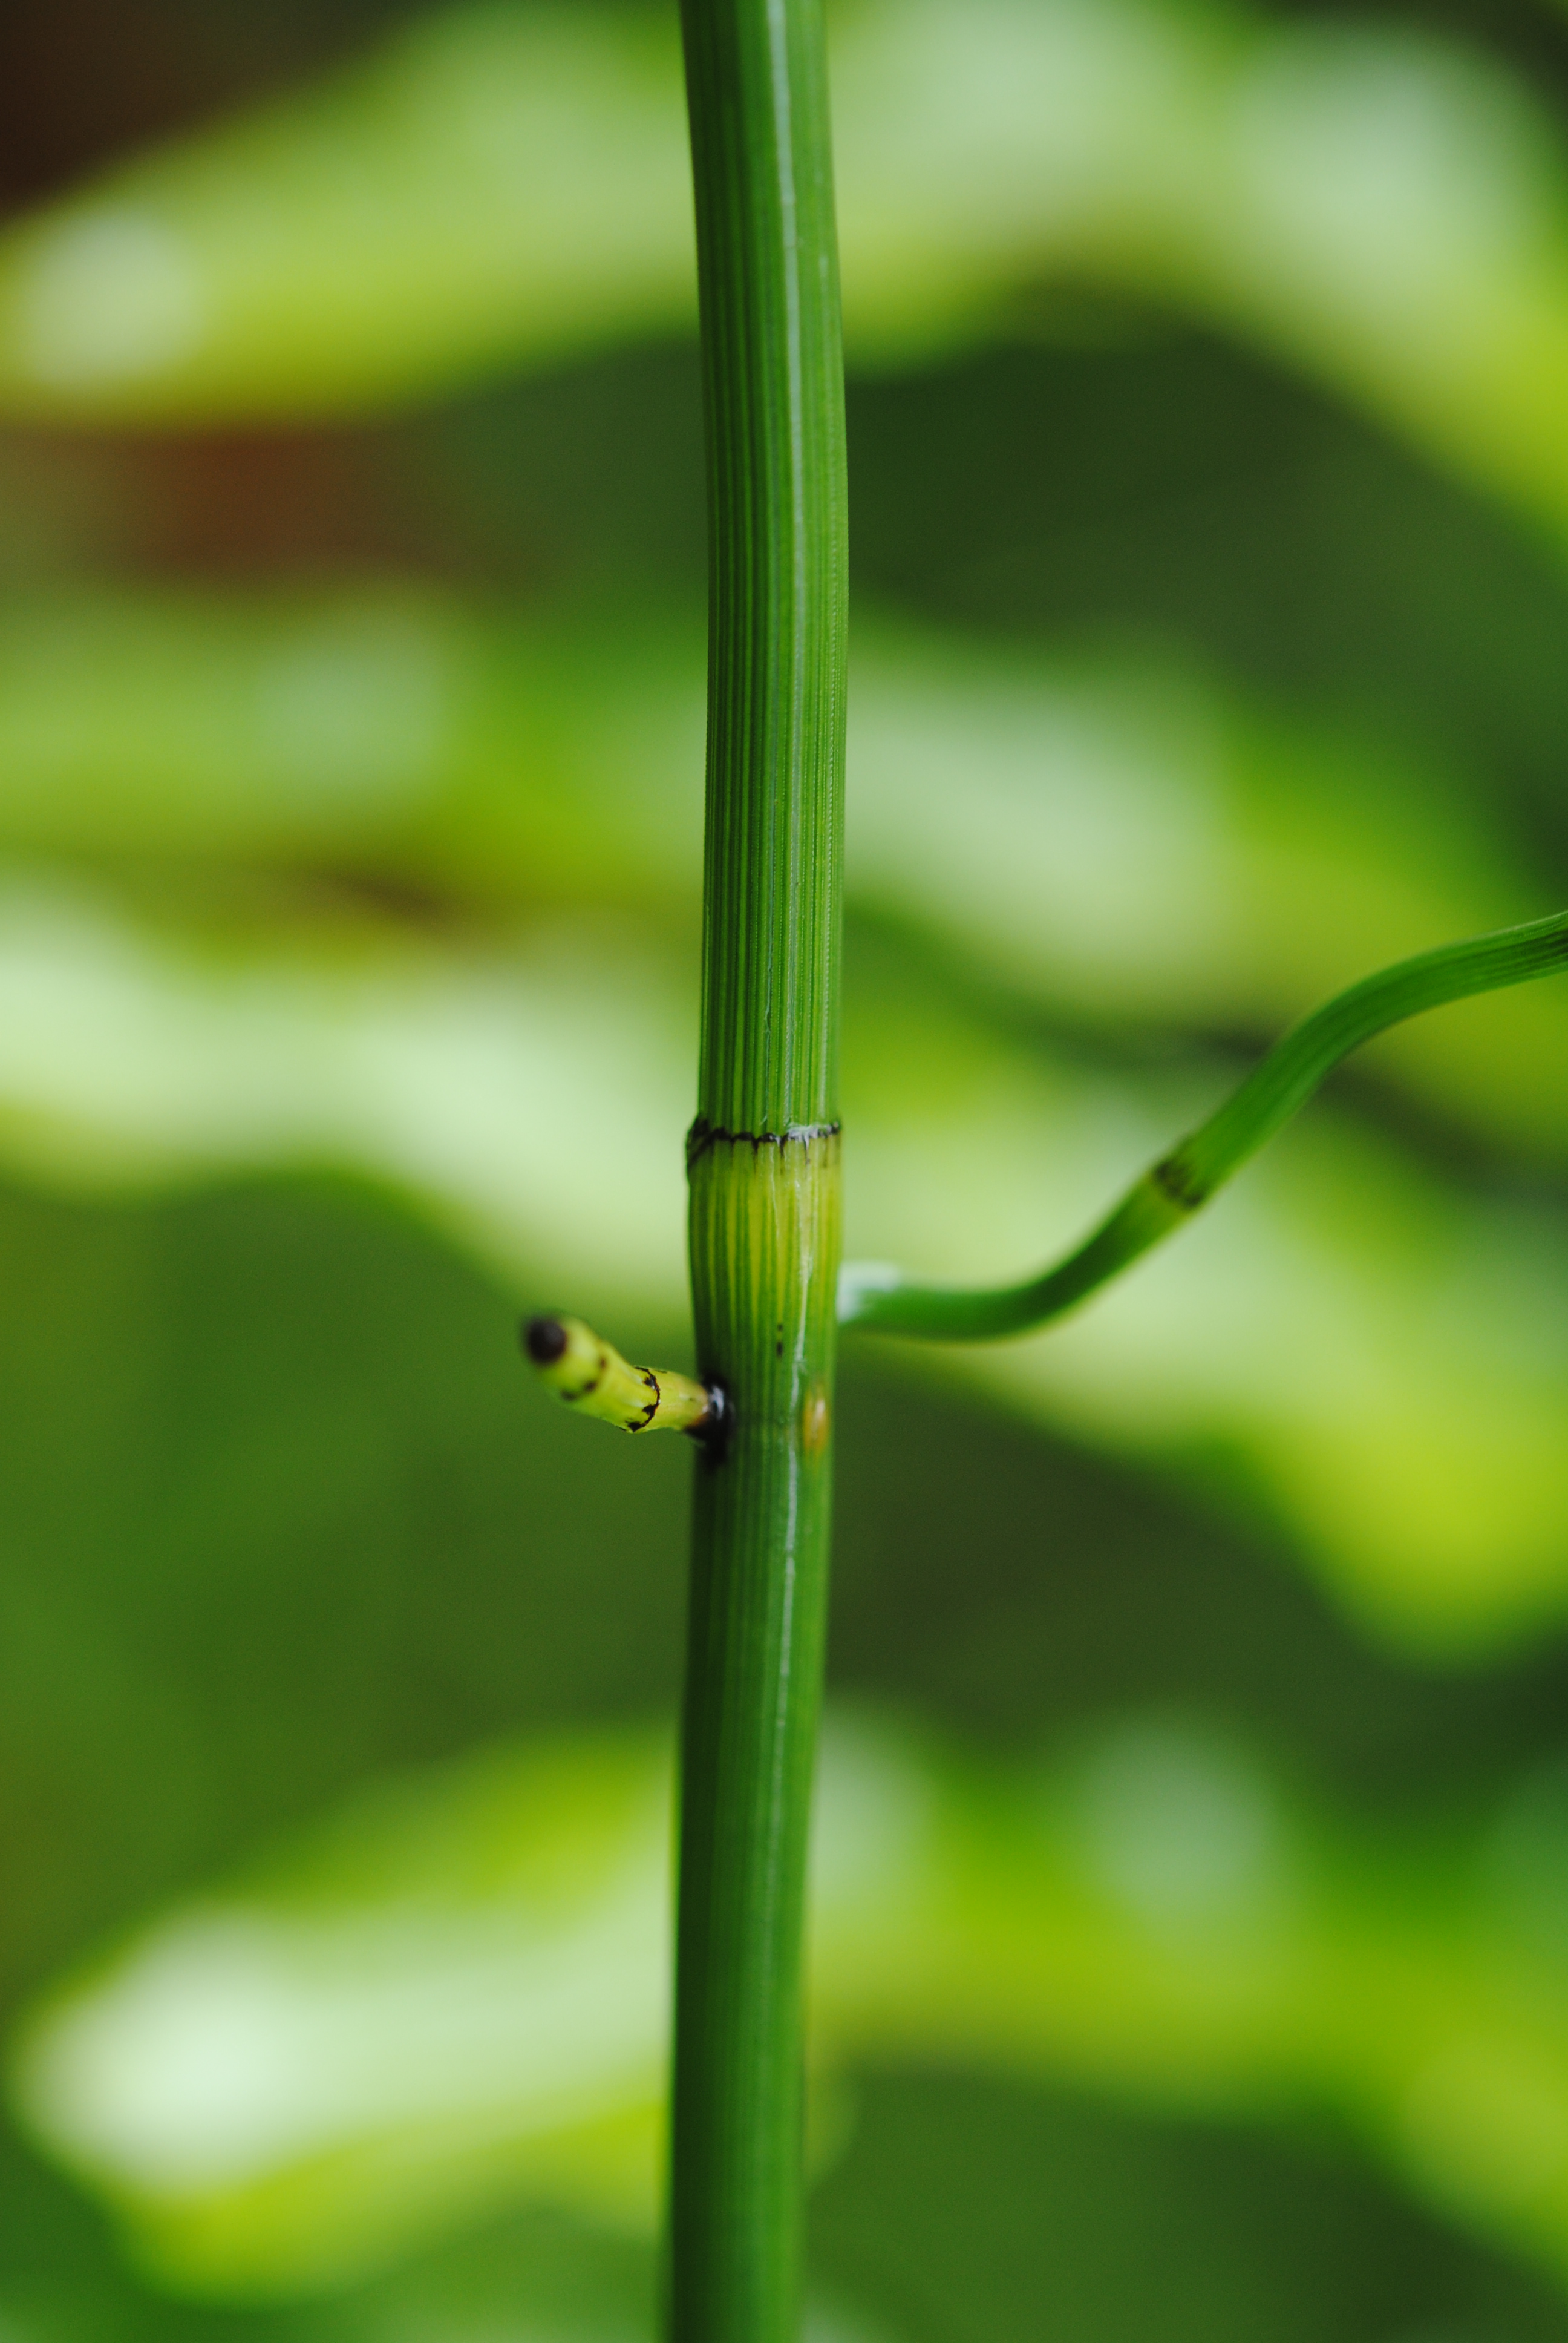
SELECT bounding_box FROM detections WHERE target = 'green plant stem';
[840,904,1568,1342]
[670,1,848,2338]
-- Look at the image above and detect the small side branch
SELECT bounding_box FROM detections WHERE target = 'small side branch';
[841,903,1568,1344]
[522,1314,720,1438]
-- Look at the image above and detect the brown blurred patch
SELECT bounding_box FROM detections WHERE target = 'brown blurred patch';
[0,0,422,211]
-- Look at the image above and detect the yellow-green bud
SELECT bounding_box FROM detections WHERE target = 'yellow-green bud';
[521,1314,717,1437]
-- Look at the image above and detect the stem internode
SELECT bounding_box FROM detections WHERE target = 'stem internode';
[671,0,848,2332]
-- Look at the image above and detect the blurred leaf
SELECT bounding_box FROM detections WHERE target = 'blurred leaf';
[4,1,1567,2336]
[0,876,693,1305]
[807,2069,1568,2343]
[1,585,1565,1156]
[0,876,1561,1645]
[25,1709,1568,2311]
[17,2107,1552,2343]
[295,2207,661,2343]
[2,0,1568,559]
[0,588,705,908]
[4,1160,1568,2339]
[0,5,694,422]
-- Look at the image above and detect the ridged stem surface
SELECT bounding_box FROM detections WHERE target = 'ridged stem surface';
[670,1,847,2339]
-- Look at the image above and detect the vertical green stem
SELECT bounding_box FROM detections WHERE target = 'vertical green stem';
[670,0,848,2336]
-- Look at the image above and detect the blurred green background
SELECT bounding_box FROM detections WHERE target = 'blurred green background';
[16,1,1568,2336]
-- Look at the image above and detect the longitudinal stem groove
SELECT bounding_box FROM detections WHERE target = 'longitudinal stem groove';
[671,0,848,2338]
[684,0,846,1138]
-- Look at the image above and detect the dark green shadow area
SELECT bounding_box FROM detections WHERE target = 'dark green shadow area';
[846,330,1568,879]
[809,2071,1568,2343]
[832,1364,1568,1809]
[7,1159,1568,2016]
[0,1173,692,2005]
[403,327,1568,887]
[7,2070,1568,2343]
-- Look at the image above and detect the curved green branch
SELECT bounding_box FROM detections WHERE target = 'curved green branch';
[840,906,1568,1343]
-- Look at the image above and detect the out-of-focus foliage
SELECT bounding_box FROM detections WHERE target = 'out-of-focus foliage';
[8,0,1568,2336]
[4,869,1568,1640]
[31,1706,1568,2312]
[11,0,1568,553]
[2,592,1568,1636]
[2,587,1564,1137]
[4,1169,1568,2341]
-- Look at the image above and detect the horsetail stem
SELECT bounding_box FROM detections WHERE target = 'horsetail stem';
[520,5,1568,2322]
[670,0,848,2334]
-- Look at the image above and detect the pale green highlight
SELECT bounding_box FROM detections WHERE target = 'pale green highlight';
[0,876,1564,1645]
[10,0,1568,564]
[2,585,1566,1160]
[27,1711,1568,2305]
